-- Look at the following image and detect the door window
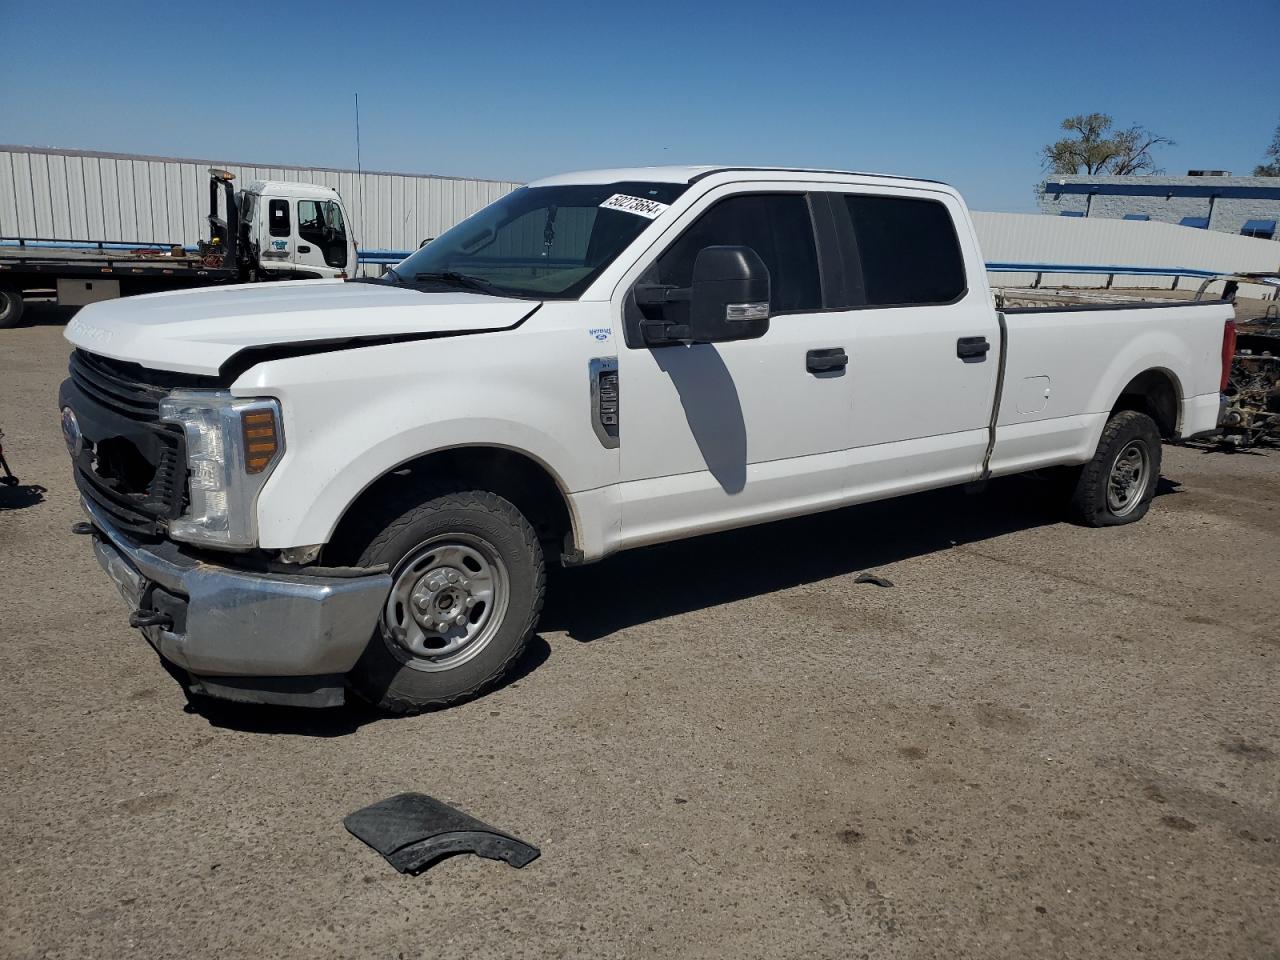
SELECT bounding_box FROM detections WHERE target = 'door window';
[268,199,291,238]
[656,193,822,316]
[838,194,966,307]
[298,199,349,267]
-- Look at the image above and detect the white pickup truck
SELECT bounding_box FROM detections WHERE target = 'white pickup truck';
[60,166,1236,712]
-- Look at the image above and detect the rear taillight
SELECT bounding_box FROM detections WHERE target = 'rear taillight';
[1221,319,1237,392]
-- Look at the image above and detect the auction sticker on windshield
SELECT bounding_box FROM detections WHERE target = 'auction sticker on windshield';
[599,194,670,219]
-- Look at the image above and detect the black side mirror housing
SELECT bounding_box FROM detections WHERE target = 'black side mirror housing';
[633,245,771,346]
[688,245,771,343]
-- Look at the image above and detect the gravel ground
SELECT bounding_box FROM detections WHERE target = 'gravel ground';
[2,310,1277,960]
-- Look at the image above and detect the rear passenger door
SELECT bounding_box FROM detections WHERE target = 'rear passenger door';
[824,188,1000,488]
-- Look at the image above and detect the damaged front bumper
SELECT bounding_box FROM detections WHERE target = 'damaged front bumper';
[83,498,391,707]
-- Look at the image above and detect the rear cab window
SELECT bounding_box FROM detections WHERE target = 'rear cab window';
[832,193,967,307]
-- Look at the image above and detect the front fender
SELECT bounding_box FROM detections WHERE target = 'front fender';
[259,415,579,548]
[235,329,616,549]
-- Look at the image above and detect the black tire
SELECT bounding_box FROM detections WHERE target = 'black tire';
[0,288,25,329]
[343,487,545,714]
[1067,410,1162,526]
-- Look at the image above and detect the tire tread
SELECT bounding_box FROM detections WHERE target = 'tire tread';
[1068,409,1161,527]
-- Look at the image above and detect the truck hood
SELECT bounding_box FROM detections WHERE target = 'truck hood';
[64,280,538,377]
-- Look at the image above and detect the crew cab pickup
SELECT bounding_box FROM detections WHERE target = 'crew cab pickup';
[60,166,1235,712]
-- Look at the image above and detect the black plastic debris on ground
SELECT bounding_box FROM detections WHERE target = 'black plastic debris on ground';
[344,792,540,874]
[854,573,895,588]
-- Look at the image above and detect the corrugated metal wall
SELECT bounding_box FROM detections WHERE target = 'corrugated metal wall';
[0,146,522,252]
[3,147,1277,296]
[975,211,1280,298]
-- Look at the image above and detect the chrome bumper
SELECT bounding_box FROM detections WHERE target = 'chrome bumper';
[85,499,391,680]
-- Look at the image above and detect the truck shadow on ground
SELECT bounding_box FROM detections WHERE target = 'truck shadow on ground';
[182,637,553,736]
[181,472,1180,735]
[542,473,1182,643]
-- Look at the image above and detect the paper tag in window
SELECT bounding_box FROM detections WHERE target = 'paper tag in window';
[599,194,669,219]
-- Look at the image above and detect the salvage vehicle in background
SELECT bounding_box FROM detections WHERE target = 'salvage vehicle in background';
[59,165,1237,713]
[0,170,354,327]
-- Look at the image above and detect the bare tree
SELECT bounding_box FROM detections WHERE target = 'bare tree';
[1254,122,1280,177]
[1041,114,1173,176]
[1108,124,1174,175]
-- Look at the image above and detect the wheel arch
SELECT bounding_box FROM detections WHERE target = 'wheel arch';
[324,444,578,565]
[1110,367,1183,439]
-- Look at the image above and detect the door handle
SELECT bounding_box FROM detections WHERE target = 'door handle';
[298,245,312,253]
[806,347,848,374]
[957,336,990,362]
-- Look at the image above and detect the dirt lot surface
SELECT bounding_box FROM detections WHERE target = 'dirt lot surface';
[2,311,1278,959]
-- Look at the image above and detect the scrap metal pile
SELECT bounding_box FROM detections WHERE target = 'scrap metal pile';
[1223,307,1280,448]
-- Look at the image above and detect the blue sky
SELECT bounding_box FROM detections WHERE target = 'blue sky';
[1,0,1275,212]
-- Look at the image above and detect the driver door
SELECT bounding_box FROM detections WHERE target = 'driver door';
[295,199,350,277]
[613,187,857,550]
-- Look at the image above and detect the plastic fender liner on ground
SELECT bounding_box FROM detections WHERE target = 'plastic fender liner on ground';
[344,792,540,874]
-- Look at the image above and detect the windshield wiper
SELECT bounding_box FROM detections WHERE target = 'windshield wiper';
[412,271,503,295]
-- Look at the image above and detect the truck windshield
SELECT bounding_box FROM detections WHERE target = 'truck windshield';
[385,181,688,299]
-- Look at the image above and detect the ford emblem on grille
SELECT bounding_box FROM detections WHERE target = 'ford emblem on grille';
[60,406,83,457]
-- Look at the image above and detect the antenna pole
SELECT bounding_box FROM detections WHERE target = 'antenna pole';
[355,92,365,254]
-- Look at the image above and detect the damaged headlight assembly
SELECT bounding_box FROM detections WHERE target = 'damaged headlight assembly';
[159,390,284,549]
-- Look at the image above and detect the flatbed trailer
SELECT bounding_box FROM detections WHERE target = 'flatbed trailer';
[0,169,355,327]
[0,238,237,318]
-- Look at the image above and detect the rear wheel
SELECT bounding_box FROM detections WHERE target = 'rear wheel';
[343,488,545,714]
[1067,410,1162,526]
[0,288,25,329]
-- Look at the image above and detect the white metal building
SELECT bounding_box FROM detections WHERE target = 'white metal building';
[2,146,1276,296]
[0,145,522,255]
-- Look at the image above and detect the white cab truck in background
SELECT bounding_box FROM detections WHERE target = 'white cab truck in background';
[59,166,1236,712]
[0,171,354,327]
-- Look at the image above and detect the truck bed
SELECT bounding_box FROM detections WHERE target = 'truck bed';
[0,239,232,281]
[988,296,1233,476]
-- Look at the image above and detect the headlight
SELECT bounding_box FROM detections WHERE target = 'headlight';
[159,390,284,549]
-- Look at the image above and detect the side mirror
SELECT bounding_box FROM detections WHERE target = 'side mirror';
[634,245,771,345]
[688,245,770,343]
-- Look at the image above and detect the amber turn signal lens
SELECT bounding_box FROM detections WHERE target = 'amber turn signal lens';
[241,409,279,474]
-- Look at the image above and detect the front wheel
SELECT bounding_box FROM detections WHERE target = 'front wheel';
[1067,410,1162,526]
[344,488,545,714]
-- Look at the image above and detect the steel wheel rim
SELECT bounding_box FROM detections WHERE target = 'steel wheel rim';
[1106,439,1151,516]
[382,533,509,672]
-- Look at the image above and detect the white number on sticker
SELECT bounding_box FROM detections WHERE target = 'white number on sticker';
[599,194,669,219]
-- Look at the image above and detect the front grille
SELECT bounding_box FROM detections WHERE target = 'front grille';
[64,350,212,538]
